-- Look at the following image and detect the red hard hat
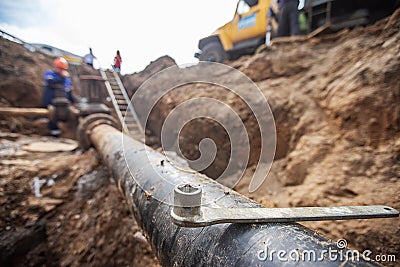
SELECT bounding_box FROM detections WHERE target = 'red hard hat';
[54,57,69,70]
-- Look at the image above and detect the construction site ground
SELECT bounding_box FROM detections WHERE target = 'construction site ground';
[1,9,399,266]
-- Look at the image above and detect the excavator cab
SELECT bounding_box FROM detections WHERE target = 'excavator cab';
[230,0,268,46]
[195,0,271,62]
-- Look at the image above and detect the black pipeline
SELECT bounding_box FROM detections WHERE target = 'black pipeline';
[88,123,381,267]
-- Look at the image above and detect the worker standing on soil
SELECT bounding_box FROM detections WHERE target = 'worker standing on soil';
[41,57,76,137]
[83,48,96,67]
[113,50,122,72]
[276,0,300,37]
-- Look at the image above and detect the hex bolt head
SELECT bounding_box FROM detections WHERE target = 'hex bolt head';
[173,183,202,218]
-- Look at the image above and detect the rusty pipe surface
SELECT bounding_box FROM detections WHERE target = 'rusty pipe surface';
[89,124,379,267]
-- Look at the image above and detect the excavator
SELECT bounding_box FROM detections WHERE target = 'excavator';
[195,0,399,62]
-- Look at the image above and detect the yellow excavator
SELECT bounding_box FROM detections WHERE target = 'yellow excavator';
[195,0,399,62]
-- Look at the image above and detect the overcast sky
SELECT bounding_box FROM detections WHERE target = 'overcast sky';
[0,0,238,74]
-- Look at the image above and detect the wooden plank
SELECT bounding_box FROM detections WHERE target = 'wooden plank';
[0,107,49,117]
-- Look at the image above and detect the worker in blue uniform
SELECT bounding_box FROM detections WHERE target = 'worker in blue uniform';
[41,57,75,137]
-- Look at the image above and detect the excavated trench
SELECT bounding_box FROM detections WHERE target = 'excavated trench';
[142,84,264,180]
[0,9,400,266]
[124,10,400,264]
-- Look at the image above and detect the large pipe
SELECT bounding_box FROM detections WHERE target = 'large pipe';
[89,123,378,266]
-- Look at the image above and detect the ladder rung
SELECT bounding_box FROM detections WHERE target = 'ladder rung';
[101,68,143,137]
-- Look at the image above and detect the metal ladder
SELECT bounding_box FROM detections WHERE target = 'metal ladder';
[100,68,144,141]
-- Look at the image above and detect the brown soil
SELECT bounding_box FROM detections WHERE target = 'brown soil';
[0,133,160,266]
[1,8,399,266]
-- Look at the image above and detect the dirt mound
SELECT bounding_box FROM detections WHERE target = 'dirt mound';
[0,40,51,108]
[122,55,176,96]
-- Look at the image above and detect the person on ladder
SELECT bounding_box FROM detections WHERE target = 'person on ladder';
[113,50,122,73]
